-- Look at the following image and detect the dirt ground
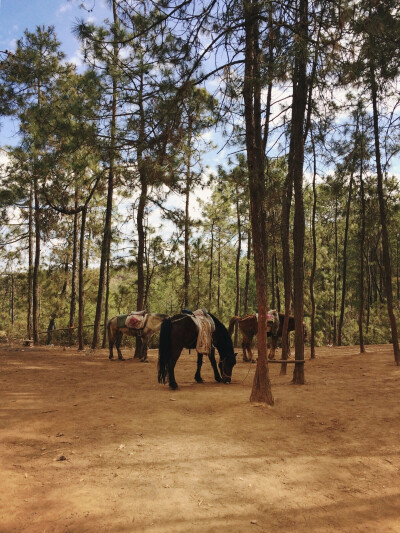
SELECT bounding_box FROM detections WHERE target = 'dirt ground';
[1,342,400,533]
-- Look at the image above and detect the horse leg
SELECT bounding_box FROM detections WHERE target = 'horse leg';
[248,345,256,363]
[242,340,249,362]
[167,350,179,390]
[208,347,223,382]
[116,331,125,360]
[194,353,204,383]
[140,337,149,362]
[268,336,277,360]
[109,333,115,360]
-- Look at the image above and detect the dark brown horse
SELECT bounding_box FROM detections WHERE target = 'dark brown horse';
[158,312,237,390]
[228,313,307,362]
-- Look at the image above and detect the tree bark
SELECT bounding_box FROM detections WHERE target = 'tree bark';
[78,206,87,351]
[291,0,308,384]
[91,0,118,349]
[310,131,317,359]
[69,189,79,345]
[243,0,273,405]
[369,60,400,365]
[27,184,34,340]
[358,125,366,353]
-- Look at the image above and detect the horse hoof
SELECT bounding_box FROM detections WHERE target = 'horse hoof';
[118,357,125,361]
[215,377,223,383]
[169,382,178,390]
[109,356,114,360]
[140,358,149,363]
[195,378,204,383]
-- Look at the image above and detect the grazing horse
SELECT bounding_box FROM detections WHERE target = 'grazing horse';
[158,312,237,390]
[108,313,169,361]
[228,312,307,362]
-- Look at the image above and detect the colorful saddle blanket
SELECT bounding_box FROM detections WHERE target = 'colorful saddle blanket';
[191,309,215,355]
[116,311,147,330]
[255,309,280,336]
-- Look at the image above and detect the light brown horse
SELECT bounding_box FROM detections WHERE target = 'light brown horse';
[228,312,307,362]
[108,313,169,360]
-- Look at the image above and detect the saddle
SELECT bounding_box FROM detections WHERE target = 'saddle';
[125,310,148,330]
[187,308,215,355]
[255,309,280,336]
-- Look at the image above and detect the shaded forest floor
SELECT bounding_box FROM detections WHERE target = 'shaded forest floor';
[1,342,400,532]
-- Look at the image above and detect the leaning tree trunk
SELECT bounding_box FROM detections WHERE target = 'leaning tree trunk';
[369,60,400,365]
[243,0,274,405]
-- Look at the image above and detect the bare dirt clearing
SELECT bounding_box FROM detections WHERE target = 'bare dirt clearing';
[1,343,400,532]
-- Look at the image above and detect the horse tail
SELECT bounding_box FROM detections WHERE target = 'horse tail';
[228,316,239,337]
[158,318,172,384]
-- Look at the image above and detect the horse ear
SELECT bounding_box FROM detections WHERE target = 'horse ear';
[234,352,238,358]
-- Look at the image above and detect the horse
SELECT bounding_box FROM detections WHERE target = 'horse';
[228,312,307,362]
[158,311,237,390]
[108,313,169,361]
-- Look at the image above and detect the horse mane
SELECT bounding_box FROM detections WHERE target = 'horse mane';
[209,313,235,359]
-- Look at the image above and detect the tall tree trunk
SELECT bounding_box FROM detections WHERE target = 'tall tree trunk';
[243,228,251,314]
[208,222,214,309]
[358,128,366,353]
[333,198,338,345]
[338,172,354,346]
[102,252,110,349]
[310,131,317,359]
[217,227,221,312]
[78,207,87,351]
[184,117,192,308]
[291,0,308,384]
[91,0,118,349]
[10,274,15,326]
[369,61,400,365]
[69,190,79,345]
[274,252,281,312]
[234,183,242,347]
[243,0,273,405]
[27,184,34,340]
[32,173,41,345]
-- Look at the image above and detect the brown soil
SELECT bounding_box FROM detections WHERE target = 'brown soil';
[1,343,400,532]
